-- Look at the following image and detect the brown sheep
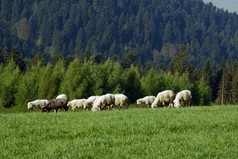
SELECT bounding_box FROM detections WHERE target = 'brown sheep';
[41,98,68,113]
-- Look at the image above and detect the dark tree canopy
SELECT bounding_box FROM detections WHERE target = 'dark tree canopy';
[0,0,238,68]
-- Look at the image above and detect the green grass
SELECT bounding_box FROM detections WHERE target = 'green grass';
[1,106,238,158]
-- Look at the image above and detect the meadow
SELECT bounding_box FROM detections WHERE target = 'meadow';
[1,106,238,158]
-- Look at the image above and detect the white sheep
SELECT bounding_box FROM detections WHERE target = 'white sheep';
[92,94,115,112]
[83,96,100,110]
[27,99,49,111]
[67,99,86,111]
[114,94,128,109]
[172,90,192,108]
[151,90,174,108]
[56,94,68,100]
[137,96,156,107]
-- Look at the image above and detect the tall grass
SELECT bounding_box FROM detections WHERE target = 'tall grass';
[0,106,238,158]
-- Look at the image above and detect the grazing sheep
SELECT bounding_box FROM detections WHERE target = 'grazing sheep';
[67,99,86,111]
[114,94,128,109]
[56,94,68,100]
[41,98,68,113]
[136,96,156,107]
[172,90,192,108]
[83,96,100,110]
[151,90,174,108]
[27,99,49,111]
[92,94,115,112]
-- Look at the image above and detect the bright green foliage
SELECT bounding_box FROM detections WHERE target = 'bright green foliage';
[0,60,21,108]
[15,63,42,109]
[0,57,216,110]
[79,61,99,97]
[1,106,238,158]
[37,63,55,99]
[198,77,212,105]
[104,60,126,94]
[37,61,65,99]
[60,59,82,100]
[141,69,164,96]
[171,73,193,93]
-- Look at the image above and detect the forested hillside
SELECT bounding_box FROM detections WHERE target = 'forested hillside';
[1,0,238,67]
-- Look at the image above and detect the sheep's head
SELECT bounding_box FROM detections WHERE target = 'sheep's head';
[136,99,142,105]
[151,103,157,109]
[27,103,33,109]
[173,100,181,108]
[83,101,88,109]
[41,107,47,112]
[92,107,99,112]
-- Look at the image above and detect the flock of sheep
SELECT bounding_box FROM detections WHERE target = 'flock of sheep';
[27,90,192,113]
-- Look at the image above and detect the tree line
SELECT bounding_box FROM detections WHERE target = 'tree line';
[1,46,237,112]
[1,0,238,68]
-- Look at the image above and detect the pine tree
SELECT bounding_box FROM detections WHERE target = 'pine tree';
[202,58,212,86]
[31,52,46,67]
[8,47,26,71]
[168,45,188,75]
[198,77,212,106]
[125,66,143,103]
[15,63,42,109]
[60,59,81,100]
[231,71,238,104]
[0,59,21,108]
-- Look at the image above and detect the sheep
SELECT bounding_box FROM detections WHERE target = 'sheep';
[114,94,128,109]
[136,96,156,107]
[83,96,101,110]
[92,94,115,112]
[56,94,68,100]
[172,90,192,108]
[27,99,49,111]
[151,90,174,108]
[67,99,86,111]
[41,98,68,113]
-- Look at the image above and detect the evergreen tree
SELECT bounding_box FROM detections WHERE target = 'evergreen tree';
[231,71,238,104]
[60,59,82,100]
[0,59,21,108]
[198,77,212,106]
[50,53,64,66]
[216,56,226,104]
[15,63,42,109]
[108,61,126,94]
[91,53,105,64]
[65,55,74,68]
[38,63,55,99]
[2,47,10,64]
[168,45,188,75]
[0,51,3,64]
[8,47,26,71]
[141,69,163,96]
[202,58,212,86]
[125,66,143,103]
[31,52,46,67]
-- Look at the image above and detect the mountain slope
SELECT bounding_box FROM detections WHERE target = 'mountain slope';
[1,0,238,67]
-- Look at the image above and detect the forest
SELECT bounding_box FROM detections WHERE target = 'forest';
[1,0,238,110]
[1,45,238,111]
[1,0,238,68]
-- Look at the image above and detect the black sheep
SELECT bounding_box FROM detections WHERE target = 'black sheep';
[41,98,68,113]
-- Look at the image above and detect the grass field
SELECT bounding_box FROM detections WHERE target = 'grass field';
[1,106,238,158]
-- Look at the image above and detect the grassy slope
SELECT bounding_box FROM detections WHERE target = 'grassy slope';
[0,106,238,158]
